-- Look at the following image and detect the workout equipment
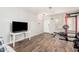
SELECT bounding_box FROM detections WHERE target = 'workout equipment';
[63,25,69,41]
[64,12,79,41]
[54,12,79,42]
[73,33,79,51]
[65,12,79,51]
[52,12,79,51]
[63,25,69,30]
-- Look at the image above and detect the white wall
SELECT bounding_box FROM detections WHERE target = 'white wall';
[52,13,65,32]
[44,13,65,33]
[0,7,43,44]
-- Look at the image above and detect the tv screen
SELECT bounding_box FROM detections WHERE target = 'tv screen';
[12,21,28,33]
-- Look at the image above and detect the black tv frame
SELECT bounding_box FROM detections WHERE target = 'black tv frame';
[12,21,28,33]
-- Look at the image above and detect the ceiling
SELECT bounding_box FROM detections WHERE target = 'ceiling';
[24,7,79,15]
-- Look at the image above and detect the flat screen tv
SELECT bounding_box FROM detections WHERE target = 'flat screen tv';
[12,21,28,33]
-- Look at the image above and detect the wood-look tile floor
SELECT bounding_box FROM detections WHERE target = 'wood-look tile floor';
[10,33,77,52]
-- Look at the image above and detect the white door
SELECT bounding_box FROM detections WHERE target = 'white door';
[49,19,55,33]
[44,16,55,33]
[44,19,50,33]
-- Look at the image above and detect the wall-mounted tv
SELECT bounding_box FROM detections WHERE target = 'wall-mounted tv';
[12,21,28,33]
